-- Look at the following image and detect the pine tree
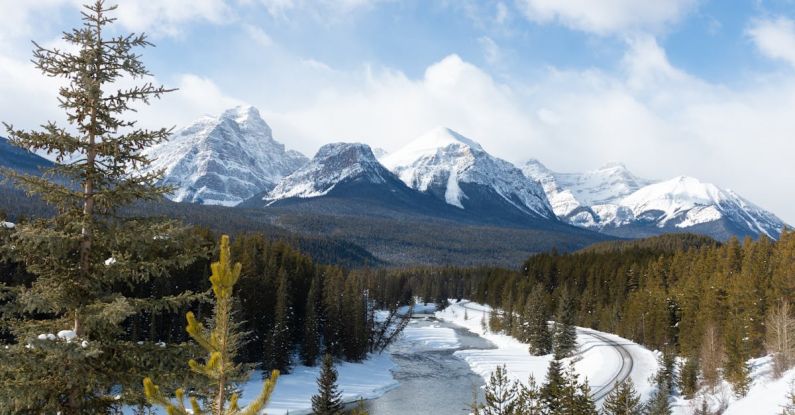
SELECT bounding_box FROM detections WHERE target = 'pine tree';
[524,284,552,356]
[573,380,599,415]
[311,354,345,415]
[540,357,566,412]
[644,383,672,415]
[478,365,518,415]
[515,375,544,415]
[266,268,293,373]
[0,2,206,412]
[602,379,643,415]
[301,275,321,367]
[678,357,699,399]
[553,289,577,358]
[143,235,279,415]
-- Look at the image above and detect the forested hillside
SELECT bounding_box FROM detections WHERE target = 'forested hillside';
[371,232,795,398]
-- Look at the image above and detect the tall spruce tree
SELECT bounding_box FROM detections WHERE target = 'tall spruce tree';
[266,268,293,373]
[523,284,552,356]
[553,288,577,358]
[301,275,322,366]
[477,365,518,415]
[144,236,279,415]
[540,356,567,412]
[311,353,345,415]
[603,379,643,415]
[0,2,206,412]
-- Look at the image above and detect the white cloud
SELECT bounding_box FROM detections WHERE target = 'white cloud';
[748,16,795,68]
[113,0,235,36]
[478,36,501,65]
[515,0,700,35]
[495,2,510,24]
[243,24,273,47]
[0,0,234,44]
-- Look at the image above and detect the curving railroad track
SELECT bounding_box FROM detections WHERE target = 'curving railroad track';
[453,301,634,401]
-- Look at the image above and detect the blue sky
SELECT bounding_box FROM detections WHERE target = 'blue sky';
[2,0,795,223]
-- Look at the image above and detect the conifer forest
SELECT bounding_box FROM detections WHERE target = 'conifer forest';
[1,1,795,415]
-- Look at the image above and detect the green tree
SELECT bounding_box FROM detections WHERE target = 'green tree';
[678,357,699,399]
[553,289,577,358]
[311,353,345,415]
[515,375,544,415]
[265,268,293,373]
[602,379,643,415]
[477,365,518,415]
[523,284,552,356]
[540,357,566,412]
[0,2,205,412]
[301,275,322,366]
[143,235,279,415]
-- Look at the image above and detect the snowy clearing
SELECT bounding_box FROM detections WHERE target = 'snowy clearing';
[672,355,795,415]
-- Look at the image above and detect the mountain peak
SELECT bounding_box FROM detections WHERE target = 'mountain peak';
[141,107,307,206]
[597,161,629,171]
[266,142,390,202]
[219,105,272,138]
[315,142,378,161]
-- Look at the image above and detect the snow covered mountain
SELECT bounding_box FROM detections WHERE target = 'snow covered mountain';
[266,142,392,202]
[381,128,556,222]
[142,106,308,206]
[521,160,787,240]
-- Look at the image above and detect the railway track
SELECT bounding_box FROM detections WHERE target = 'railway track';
[453,301,634,401]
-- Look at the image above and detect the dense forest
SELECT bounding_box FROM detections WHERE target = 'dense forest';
[374,232,795,400]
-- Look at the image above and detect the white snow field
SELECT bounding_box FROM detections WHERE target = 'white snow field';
[435,300,660,403]
[671,355,795,415]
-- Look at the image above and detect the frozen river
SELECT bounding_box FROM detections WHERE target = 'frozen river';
[362,314,495,414]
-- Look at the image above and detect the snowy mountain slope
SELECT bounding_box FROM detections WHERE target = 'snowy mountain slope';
[521,159,653,227]
[381,128,556,221]
[141,106,308,206]
[521,160,787,240]
[266,142,392,201]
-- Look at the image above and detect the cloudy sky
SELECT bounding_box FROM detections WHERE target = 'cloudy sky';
[1,0,795,223]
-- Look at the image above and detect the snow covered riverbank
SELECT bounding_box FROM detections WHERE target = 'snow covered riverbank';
[435,300,660,403]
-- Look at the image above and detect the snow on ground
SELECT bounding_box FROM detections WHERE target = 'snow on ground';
[672,356,795,415]
[241,353,399,415]
[436,300,659,403]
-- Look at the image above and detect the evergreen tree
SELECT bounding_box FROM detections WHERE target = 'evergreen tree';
[524,284,552,356]
[540,357,567,412]
[573,379,599,415]
[301,275,321,367]
[644,384,672,415]
[678,357,699,399]
[0,2,206,412]
[478,365,518,415]
[144,235,279,415]
[266,268,293,373]
[515,375,544,415]
[553,288,577,358]
[311,354,344,415]
[602,379,643,415]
